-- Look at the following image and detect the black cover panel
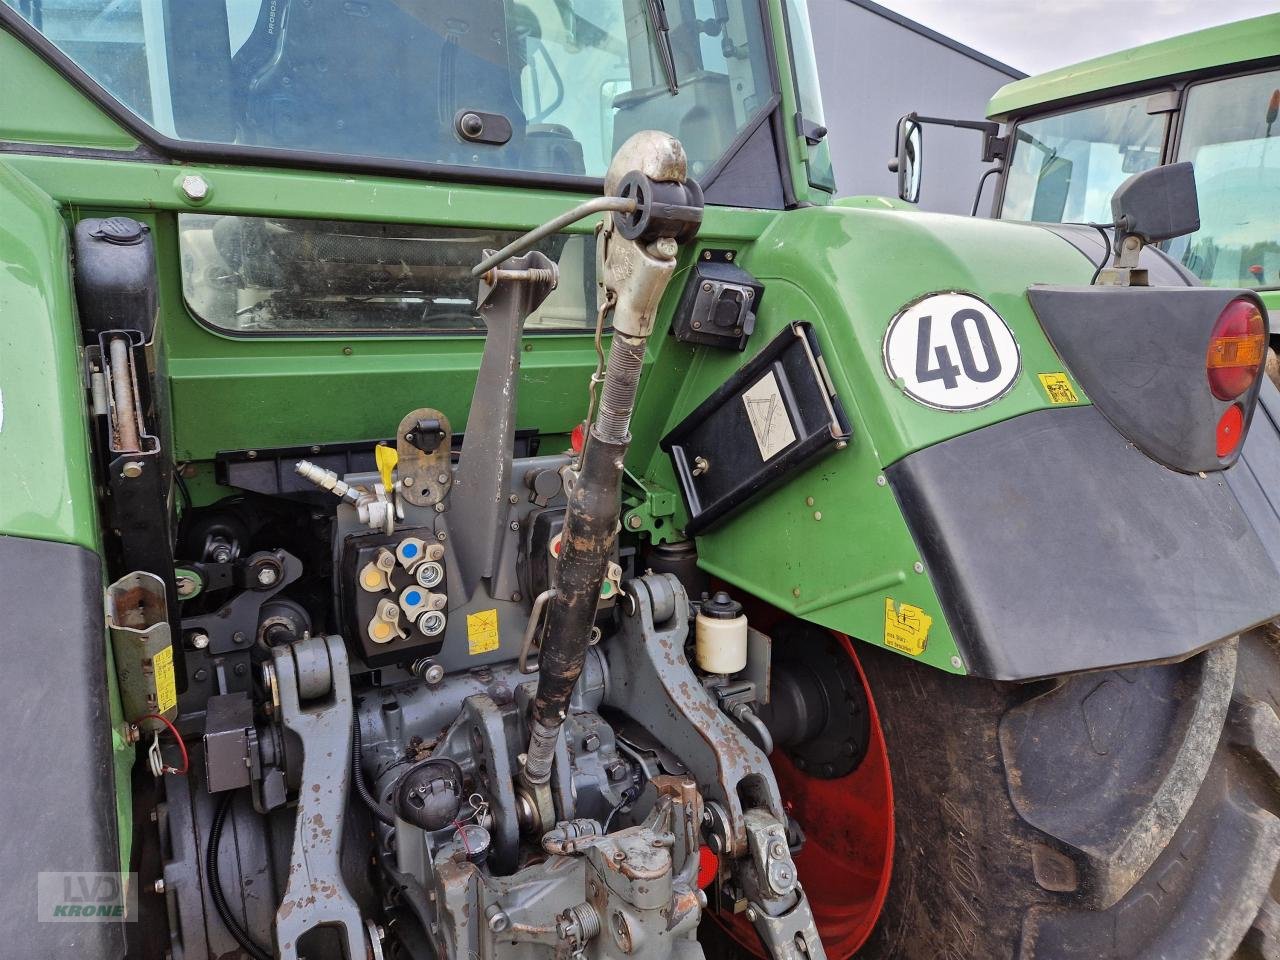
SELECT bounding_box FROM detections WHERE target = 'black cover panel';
[1226,377,1280,576]
[887,406,1280,680]
[0,536,122,957]
[1028,285,1267,473]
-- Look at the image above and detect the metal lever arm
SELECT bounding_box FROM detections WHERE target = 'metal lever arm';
[271,635,368,960]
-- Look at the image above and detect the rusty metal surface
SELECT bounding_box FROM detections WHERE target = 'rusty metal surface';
[529,434,629,781]
[271,635,367,960]
[395,407,453,508]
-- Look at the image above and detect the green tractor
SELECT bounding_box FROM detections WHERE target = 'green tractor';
[988,12,1280,314]
[3,3,1280,960]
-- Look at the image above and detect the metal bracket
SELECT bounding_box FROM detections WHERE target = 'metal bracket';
[604,574,785,857]
[742,808,827,960]
[451,250,558,591]
[396,407,453,508]
[271,635,367,960]
[622,473,680,543]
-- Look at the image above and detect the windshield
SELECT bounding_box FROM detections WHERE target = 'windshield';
[3,0,773,182]
[1000,96,1165,224]
[1164,69,1280,291]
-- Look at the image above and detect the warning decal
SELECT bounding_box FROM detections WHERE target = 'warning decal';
[883,598,933,657]
[153,644,177,714]
[1038,372,1079,405]
[467,609,501,656]
[742,370,797,461]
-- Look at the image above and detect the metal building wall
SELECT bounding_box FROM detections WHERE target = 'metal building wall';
[808,0,1024,214]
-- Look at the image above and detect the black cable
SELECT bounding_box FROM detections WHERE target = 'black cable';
[353,714,397,827]
[173,466,192,513]
[206,791,272,960]
[970,164,1002,217]
[1088,222,1115,285]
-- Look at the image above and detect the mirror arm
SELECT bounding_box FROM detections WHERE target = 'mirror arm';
[907,112,1007,163]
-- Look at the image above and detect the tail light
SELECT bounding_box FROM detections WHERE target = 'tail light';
[1206,298,1266,400]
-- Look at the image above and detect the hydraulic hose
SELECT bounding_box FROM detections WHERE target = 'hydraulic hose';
[207,790,272,960]
[526,334,648,784]
[352,713,397,828]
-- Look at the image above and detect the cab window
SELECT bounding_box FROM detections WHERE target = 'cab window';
[3,0,775,186]
[1000,96,1164,224]
[1165,69,1280,290]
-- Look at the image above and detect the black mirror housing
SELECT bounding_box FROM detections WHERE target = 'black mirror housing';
[1111,161,1200,244]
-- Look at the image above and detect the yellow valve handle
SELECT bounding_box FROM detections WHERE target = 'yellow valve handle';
[375,443,399,494]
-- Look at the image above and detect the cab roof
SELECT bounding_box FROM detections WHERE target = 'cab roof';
[986,13,1280,121]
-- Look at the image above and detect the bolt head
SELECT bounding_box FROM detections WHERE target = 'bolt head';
[190,632,210,650]
[153,878,166,894]
[121,461,144,479]
[510,520,520,531]
[950,655,963,670]
[424,663,445,684]
[876,474,887,486]
[402,476,415,487]
[257,566,279,586]
[180,174,209,201]
[745,907,759,922]
[913,561,924,574]
[627,515,643,530]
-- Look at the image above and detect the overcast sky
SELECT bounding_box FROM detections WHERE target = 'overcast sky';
[876,1,1277,75]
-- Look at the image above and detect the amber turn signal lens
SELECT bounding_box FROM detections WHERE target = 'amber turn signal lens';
[1207,298,1266,400]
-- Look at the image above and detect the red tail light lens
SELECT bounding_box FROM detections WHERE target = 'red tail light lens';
[1216,403,1245,458]
[1206,298,1266,400]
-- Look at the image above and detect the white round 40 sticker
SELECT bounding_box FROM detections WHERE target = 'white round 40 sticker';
[883,292,1021,410]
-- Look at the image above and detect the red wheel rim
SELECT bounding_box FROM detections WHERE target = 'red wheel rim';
[711,631,894,959]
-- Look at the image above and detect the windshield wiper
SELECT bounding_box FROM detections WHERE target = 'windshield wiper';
[644,0,679,96]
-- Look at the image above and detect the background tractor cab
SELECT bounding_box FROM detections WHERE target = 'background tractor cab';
[890,12,1280,317]
[6,2,1280,960]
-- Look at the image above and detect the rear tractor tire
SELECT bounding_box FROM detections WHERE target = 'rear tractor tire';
[853,625,1280,960]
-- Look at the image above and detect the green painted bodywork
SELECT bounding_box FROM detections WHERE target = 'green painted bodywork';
[987,12,1280,121]
[632,207,1093,673]
[0,7,1104,684]
[0,160,134,878]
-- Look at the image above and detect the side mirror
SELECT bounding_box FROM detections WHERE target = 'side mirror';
[1111,161,1200,244]
[888,115,923,204]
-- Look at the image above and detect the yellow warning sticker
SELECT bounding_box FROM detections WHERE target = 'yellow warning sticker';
[1038,372,1079,405]
[467,609,500,656]
[884,598,933,656]
[153,644,177,714]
